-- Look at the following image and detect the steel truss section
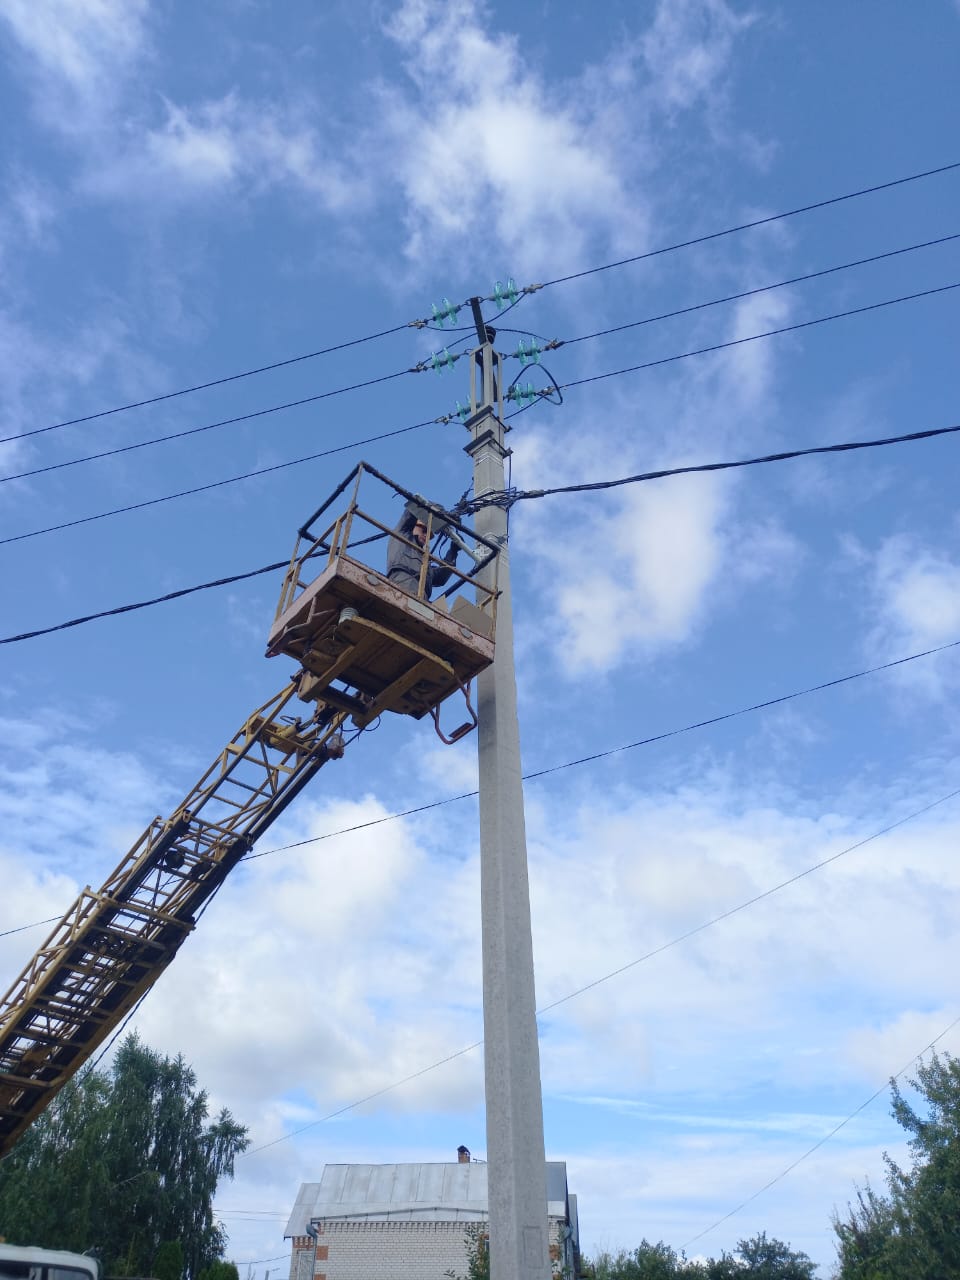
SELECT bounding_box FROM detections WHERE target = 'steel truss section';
[0,683,348,1157]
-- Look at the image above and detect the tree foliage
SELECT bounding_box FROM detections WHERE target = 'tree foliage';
[196,1263,240,1280]
[587,1234,815,1278]
[704,1232,816,1278]
[0,1034,248,1279]
[444,1222,490,1280]
[446,1221,571,1280]
[590,1240,705,1278]
[154,1242,186,1280]
[833,1051,960,1279]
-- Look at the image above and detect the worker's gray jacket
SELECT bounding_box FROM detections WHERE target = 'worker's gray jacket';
[386,517,455,599]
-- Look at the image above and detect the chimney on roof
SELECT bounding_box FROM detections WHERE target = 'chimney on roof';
[457,1145,470,1163]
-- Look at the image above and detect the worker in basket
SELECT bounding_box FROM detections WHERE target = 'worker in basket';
[386,504,459,599]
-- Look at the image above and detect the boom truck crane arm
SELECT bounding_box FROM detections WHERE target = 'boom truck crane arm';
[0,463,499,1158]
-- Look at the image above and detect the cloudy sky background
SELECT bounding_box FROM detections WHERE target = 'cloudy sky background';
[1,1,959,1273]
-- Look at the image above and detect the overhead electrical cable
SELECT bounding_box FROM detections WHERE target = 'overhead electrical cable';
[554,280,960,392]
[553,232,960,350]
[682,1010,960,1249]
[0,915,61,939]
[536,787,960,1015]
[242,785,960,1155]
[6,635,958,942]
[0,416,441,549]
[537,159,960,289]
[6,162,955,447]
[0,560,290,643]
[0,326,424,446]
[1,366,428,485]
[491,422,960,508]
[3,414,960,638]
[8,233,955,488]
[2,282,953,551]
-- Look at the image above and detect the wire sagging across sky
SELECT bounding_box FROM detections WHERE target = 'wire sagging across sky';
[5,633,958,943]
[3,413,959,641]
[3,278,956,550]
[241,783,960,1156]
[681,1010,960,1249]
[9,230,955,487]
[5,159,956,447]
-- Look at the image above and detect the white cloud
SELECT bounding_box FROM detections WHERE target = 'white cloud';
[0,303,165,482]
[0,0,150,132]
[3,709,958,1272]
[2,4,361,212]
[861,535,960,695]
[530,475,729,671]
[378,0,759,276]
[843,1009,958,1083]
[640,0,755,115]
[511,286,797,674]
[87,95,364,210]
[378,0,644,274]
[130,792,486,1124]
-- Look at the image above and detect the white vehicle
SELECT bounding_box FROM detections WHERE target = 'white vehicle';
[0,1245,100,1280]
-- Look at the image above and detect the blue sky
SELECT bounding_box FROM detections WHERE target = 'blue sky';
[1,1,959,1273]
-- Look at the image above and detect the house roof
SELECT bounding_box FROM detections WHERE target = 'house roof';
[284,1161,571,1234]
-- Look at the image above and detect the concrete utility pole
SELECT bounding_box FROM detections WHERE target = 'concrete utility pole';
[464,299,552,1280]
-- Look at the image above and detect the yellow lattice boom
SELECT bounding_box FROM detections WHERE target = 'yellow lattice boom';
[0,463,498,1157]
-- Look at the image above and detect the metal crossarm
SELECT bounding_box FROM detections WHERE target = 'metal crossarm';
[0,682,349,1156]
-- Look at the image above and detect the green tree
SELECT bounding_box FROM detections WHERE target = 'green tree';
[590,1240,706,1278]
[154,1241,185,1280]
[832,1182,896,1280]
[0,1034,248,1279]
[445,1222,489,1280]
[446,1222,576,1280]
[834,1052,960,1280]
[197,1262,240,1280]
[705,1232,817,1278]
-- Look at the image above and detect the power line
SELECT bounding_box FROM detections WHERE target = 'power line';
[0,416,441,549]
[0,915,60,938]
[556,280,960,394]
[9,233,955,488]
[1,366,426,485]
[2,411,958,635]
[6,635,956,939]
[0,559,289,644]
[538,159,960,289]
[682,1010,960,1249]
[497,422,960,507]
[5,161,955,449]
[554,232,960,350]
[3,281,953,551]
[0,324,424,447]
[242,785,960,1156]
[537,787,960,1016]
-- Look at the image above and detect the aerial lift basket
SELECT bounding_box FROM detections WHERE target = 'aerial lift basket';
[266,462,499,741]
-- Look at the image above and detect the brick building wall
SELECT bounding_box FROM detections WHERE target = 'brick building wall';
[289,1218,567,1280]
[289,1222,471,1280]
